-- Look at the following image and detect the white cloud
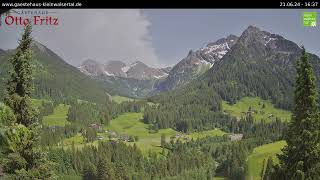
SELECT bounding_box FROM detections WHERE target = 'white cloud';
[0,9,160,67]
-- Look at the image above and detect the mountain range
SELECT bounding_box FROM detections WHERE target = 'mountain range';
[77,34,239,97]
[79,60,170,80]
[1,25,319,106]
[152,25,320,111]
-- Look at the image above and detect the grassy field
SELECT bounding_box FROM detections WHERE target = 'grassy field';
[42,104,70,127]
[213,177,225,180]
[62,133,85,145]
[111,95,134,103]
[187,129,226,139]
[31,98,51,108]
[58,174,81,180]
[105,113,176,154]
[247,140,286,180]
[222,97,291,122]
[105,112,226,154]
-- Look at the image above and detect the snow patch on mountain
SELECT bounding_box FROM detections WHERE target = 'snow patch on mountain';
[195,59,214,68]
[121,66,130,73]
[201,42,230,55]
[263,35,277,46]
[154,73,168,79]
[79,60,169,80]
[104,70,115,76]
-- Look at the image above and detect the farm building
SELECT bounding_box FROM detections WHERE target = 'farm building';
[229,134,243,141]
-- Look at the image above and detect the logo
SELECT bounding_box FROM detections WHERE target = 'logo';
[0,10,59,26]
[303,12,317,27]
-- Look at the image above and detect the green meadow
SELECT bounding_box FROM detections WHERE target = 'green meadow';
[105,113,176,154]
[105,112,226,154]
[247,140,286,180]
[222,97,291,122]
[111,95,134,103]
[42,104,70,127]
[186,129,226,139]
[31,98,50,108]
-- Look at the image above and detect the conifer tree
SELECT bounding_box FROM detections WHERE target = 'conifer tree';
[83,161,97,180]
[97,157,115,180]
[1,24,54,179]
[161,134,166,148]
[277,47,320,179]
[5,23,36,127]
[263,157,274,180]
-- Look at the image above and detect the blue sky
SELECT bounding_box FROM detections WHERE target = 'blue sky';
[0,9,319,67]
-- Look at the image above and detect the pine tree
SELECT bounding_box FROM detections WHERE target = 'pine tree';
[1,24,54,179]
[83,161,97,180]
[161,134,166,148]
[277,47,320,179]
[263,157,274,180]
[97,157,115,180]
[5,23,36,127]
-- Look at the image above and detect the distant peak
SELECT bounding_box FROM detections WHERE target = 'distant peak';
[133,60,144,64]
[241,26,262,37]
[106,60,126,67]
[245,25,260,31]
[238,25,270,46]
[130,61,149,68]
[188,50,194,56]
[227,34,238,39]
[81,59,100,66]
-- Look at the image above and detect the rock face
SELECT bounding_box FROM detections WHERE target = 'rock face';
[79,60,169,80]
[104,60,127,77]
[78,60,171,98]
[156,34,239,91]
[78,59,105,76]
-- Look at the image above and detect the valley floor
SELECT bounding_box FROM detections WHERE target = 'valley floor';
[50,111,227,154]
[38,96,289,179]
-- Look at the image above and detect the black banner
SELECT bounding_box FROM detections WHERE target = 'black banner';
[0,0,319,9]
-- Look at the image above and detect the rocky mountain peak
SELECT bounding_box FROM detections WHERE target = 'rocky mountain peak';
[238,25,301,53]
[238,26,267,46]
[156,34,239,91]
[106,60,126,67]
[78,59,104,76]
[79,59,169,80]
[188,50,194,56]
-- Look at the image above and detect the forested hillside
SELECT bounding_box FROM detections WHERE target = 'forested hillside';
[146,26,320,133]
[203,26,320,110]
[0,42,108,104]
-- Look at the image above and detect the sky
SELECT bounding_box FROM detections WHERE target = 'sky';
[0,9,319,67]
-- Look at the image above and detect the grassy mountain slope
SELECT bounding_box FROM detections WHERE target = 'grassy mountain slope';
[247,140,286,180]
[222,97,291,122]
[0,42,108,104]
